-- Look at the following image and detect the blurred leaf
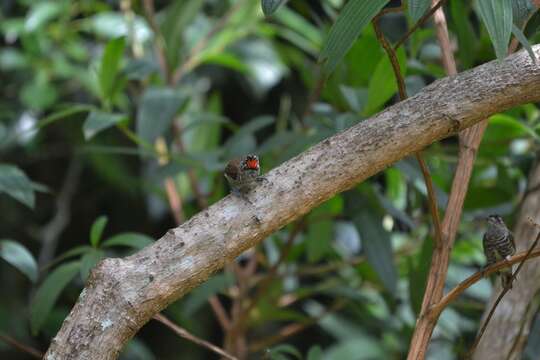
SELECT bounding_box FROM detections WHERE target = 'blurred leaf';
[408,237,433,316]
[136,87,187,143]
[30,261,81,335]
[85,12,151,42]
[120,338,156,360]
[46,245,94,269]
[512,0,536,28]
[450,1,477,68]
[25,1,62,32]
[90,216,108,248]
[347,190,397,293]
[306,200,337,263]
[511,25,537,63]
[0,239,38,283]
[485,114,537,141]
[274,7,322,52]
[80,249,105,282]
[102,233,154,249]
[98,37,126,102]
[21,79,58,110]
[225,116,274,158]
[0,163,35,208]
[475,0,513,60]
[183,273,235,316]
[408,0,431,22]
[307,346,323,360]
[267,344,302,359]
[83,111,127,140]
[320,0,390,74]
[262,0,287,16]
[324,338,385,359]
[363,46,407,115]
[123,58,160,80]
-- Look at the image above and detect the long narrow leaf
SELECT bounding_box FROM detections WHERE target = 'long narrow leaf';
[408,0,431,23]
[475,0,513,60]
[320,0,389,74]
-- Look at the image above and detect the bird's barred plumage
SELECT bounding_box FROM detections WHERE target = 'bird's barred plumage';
[483,215,516,289]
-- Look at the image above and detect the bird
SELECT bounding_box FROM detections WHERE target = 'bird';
[482,215,516,289]
[224,154,265,196]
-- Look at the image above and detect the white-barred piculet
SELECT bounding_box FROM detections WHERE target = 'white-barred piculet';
[483,215,516,289]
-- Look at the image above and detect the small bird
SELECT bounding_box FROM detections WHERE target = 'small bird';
[483,215,516,289]
[224,154,265,196]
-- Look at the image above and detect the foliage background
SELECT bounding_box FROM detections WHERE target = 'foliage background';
[1,0,540,359]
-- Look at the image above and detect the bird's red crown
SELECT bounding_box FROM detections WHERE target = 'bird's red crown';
[245,155,259,170]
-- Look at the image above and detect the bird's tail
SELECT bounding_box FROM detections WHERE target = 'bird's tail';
[501,270,514,289]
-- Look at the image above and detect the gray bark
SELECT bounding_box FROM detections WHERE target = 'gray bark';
[45,46,540,359]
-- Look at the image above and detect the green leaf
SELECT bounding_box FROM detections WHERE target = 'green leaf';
[408,0,432,22]
[511,25,537,63]
[136,87,187,144]
[475,0,513,60]
[450,1,477,68]
[25,1,63,32]
[0,239,38,283]
[306,199,339,263]
[347,189,397,293]
[0,164,35,208]
[262,0,287,16]
[183,273,235,316]
[307,346,323,360]
[512,0,536,28]
[80,249,105,282]
[98,37,126,101]
[90,216,108,248]
[83,111,127,140]
[363,47,407,115]
[30,261,81,335]
[267,344,302,359]
[102,232,154,249]
[320,0,390,74]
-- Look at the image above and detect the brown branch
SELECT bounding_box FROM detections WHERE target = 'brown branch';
[0,333,43,359]
[372,17,443,249]
[394,0,448,50]
[44,46,540,359]
[153,313,238,360]
[430,248,540,319]
[467,219,540,356]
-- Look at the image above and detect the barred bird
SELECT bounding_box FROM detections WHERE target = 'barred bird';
[224,154,264,196]
[483,215,516,289]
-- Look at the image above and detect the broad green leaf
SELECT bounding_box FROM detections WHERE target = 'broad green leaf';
[83,111,127,140]
[485,114,537,141]
[90,216,108,248]
[0,164,35,208]
[98,37,126,101]
[37,104,94,130]
[30,261,81,335]
[307,346,323,360]
[80,249,105,281]
[320,0,390,74]
[511,25,537,63]
[408,0,431,22]
[363,47,407,115]
[475,0,513,60]
[44,245,94,270]
[0,239,38,283]
[102,232,154,249]
[306,199,340,263]
[324,338,385,360]
[136,87,187,143]
[347,189,397,293]
[262,0,287,16]
[183,273,235,316]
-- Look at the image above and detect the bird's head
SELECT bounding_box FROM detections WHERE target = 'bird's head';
[242,154,260,171]
[487,214,505,227]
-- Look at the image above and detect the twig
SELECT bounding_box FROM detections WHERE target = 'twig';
[153,313,238,360]
[38,159,82,269]
[372,17,443,248]
[171,0,245,84]
[142,0,172,83]
[467,219,540,356]
[0,333,43,359]
[394,0,448,50]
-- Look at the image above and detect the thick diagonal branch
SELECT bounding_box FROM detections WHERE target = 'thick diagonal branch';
[45,47,540,359]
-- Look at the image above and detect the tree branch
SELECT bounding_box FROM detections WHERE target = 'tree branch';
[44,46,540,359]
